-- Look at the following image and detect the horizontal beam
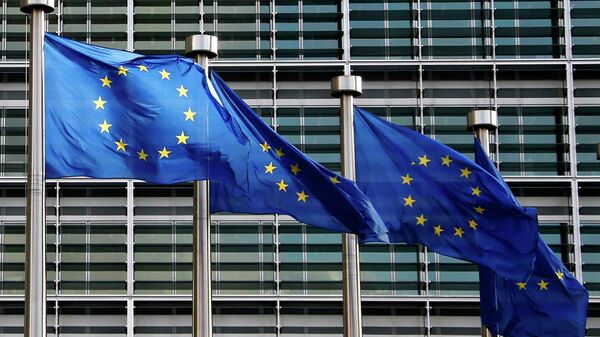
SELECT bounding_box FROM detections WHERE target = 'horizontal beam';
[0,294,597,303]
[3,59,600,70]
[0,176,596,184]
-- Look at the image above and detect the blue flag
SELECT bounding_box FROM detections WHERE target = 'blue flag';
[480,240,589,337]
[44,34,390,242]
[475,141,589,337]
[354,106,538,280]
[45,33,249,185]
[208,73,389,243]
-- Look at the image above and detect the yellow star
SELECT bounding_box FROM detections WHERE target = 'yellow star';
[556,270,565,280]
[471,186,482,197]
[516,282,527,290]
[260,142,271,152]
[460,167,472,179]
[418,154,430,167]
[159,68,171,80]
[441,155,453,167]
[468,219,478,230]
[114,138,127,152]
[403,195,416,207]
[137,64,148,72]
[265,162,276,174]
[275,148,285,158]
[290,163,301,175]
[158,147,171,159]
[137,149,148,161]
[416,214,427,226]
[330,176,341,184]
[118,65,128,76]
[98,120,112,133]
[401,173,413,185]
[433,225,444,236]
[474,206,485,214]
[183,107,196,121]
[177,85,189,97]
[100,76,112,88]
[454,227,464,238]
[537,279,549,291]
[276,179,288,192]
[297,190,309,202]
[176,131,190,144]
[93,96,107,110]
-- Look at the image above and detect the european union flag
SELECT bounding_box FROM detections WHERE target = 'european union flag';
[45,33,249,185]
[480,240,588,337]
[45,34,390,243]
[208,73,389,243]
[354,107,538,280]
[476,141,589,337]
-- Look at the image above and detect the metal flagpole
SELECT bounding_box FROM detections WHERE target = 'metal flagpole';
[20,1,54,337]
[185,34,218,337]
[331,75,363,337]
[468,109,497,155]
[467,109,498,337]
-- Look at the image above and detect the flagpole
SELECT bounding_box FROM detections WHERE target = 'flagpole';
[185,34,218,337]
[468,110,497,155]
[20,1,54,337]
[468,108,498,337]
[331,75,363,337]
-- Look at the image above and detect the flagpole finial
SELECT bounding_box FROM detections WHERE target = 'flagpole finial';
[468,109,498,131]
[20,0,54,13]
[185,35,218,59]
[331,75,362,98]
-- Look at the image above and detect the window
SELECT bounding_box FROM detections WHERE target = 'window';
[571,0,600,57]
[494,0,564,58]
[214,221,275,294]
[275,1,341,60]
[421,0,491,59]
[205,0,271,60]
[350,1,416,59]
[134,1,172,54]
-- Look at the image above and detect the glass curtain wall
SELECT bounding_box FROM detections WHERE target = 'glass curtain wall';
[0,0,598,336]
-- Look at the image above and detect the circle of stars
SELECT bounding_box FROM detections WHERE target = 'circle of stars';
[402,153,489,242]
[92,63,196,162]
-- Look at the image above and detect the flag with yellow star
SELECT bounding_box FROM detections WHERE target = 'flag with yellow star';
[480,236,588,337]
[354,106,538,280]
[45,34,250,185]
[474,142,588,337]
[206,72,389,243]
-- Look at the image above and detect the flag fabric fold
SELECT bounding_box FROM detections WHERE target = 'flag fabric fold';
[475,140,589,337]
[208,72,389,243]
[479,239,589,337]
[353,106,538,280]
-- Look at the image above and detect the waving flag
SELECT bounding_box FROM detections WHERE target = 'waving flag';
[45,33,249,185]
[475,140,589,337]
[45,34,389,243]
[354,106,538,280]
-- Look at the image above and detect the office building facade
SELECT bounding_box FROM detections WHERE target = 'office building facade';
[0,0,598,335]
